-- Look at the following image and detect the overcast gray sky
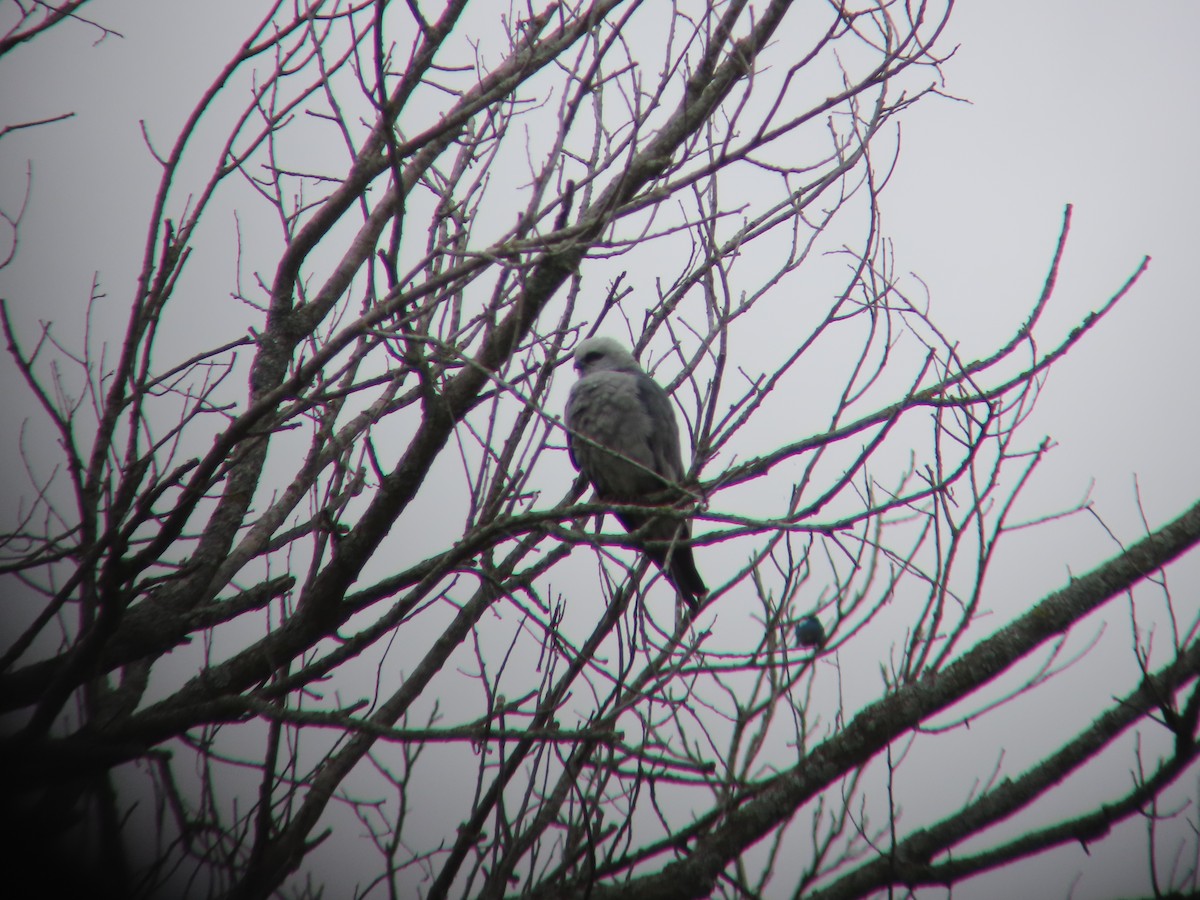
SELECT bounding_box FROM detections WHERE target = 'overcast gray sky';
[889,2,1200,532]
[2,2,1199,897]
[886,7,1200,894]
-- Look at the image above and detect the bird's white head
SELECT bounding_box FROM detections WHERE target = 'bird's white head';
[572,336,639,375]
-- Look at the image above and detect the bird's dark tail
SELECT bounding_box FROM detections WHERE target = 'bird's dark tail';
[617,511,707,610]
[646,529,707,610]
[666,547,707,610]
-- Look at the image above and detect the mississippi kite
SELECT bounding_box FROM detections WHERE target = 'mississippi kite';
[565,336,707,608]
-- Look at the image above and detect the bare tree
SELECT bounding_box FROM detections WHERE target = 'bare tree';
[2,2,1199,899]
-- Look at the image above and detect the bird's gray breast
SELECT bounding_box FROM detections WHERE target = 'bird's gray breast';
[566,370,678,499]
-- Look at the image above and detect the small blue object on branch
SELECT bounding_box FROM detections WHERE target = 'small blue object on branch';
[794,615,826,649]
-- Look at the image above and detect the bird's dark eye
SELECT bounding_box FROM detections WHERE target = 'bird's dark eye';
[582,351,604,365]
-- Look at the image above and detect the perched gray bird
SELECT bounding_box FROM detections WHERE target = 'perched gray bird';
[794,615,826,649]
[565,336,707,609]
